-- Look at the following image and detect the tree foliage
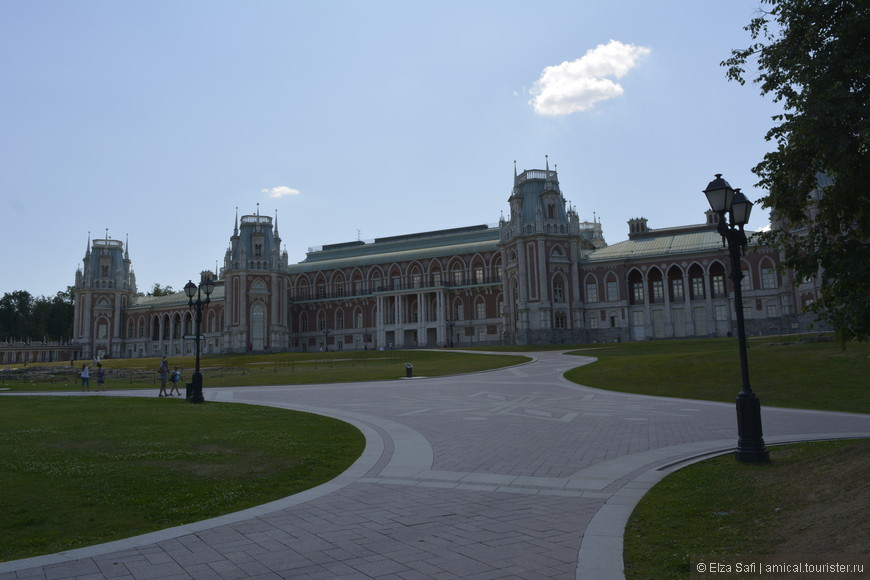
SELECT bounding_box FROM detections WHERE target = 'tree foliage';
[722,0,869,342]
[0,289,74,341]
[147,283,175,297]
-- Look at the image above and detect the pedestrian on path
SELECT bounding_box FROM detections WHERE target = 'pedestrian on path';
[169,367,182,396]
[80,364,90,391]
[95,364,105,391]
[158,356,170,397]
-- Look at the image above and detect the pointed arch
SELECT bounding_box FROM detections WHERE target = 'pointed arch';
[647,266,664,303]
[709,260,727,298]
[667,265,685,301]
[474,294,486,320]
[368,265,385,292]
[295,274,312,300]
[758,256,778,289]
[447,257,466,286]
[349,267,366,295]
[407,261,425,288]
[583,272,600,303]
[604,271,620,302]
[491,253,503,282]
[688,263,706,300]
[628,268,644,305]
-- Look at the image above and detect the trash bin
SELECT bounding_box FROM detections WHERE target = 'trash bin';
[185,382,193,400]
[405,363,413,378]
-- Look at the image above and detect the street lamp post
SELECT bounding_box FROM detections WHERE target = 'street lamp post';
[322,327,331,352]
[703,174,770,463]
[184,277,215,404]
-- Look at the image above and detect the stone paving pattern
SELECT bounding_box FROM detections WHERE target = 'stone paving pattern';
[3,351,869,579]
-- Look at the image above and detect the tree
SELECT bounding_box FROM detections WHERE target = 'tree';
[0,289,74,341]
[722,0,869,343]
[148,283,175,297]
[0,291,35,338]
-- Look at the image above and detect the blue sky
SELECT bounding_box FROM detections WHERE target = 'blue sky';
[1,0,780,299]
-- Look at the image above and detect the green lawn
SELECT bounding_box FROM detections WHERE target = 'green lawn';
[624,439,870,579]
[1,349,530,392]
[3,338,868,570]
[0,397,365,562]
[559,336,870,578]
[564,336,870,414]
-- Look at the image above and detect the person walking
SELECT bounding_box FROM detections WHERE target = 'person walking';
[80,364,90,391]
[95,363,105,391]
[158,357,170,397]
[169,367,182,396]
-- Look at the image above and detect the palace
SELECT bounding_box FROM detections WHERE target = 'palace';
[70,164,824,360]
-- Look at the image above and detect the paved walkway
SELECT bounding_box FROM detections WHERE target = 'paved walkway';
[2,351,870,580]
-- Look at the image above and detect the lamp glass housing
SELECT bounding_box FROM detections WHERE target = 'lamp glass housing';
[184,280,197,298]
[202,277,215,296]
[703,174,735,213]
[730,189,753,226]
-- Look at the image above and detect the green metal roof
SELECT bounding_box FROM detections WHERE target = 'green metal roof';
[585,228,726,263]
[290,225,501,273]
[128,285,226,311]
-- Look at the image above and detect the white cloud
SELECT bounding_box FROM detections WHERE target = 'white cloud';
[261,186,301,198]
[530,39,651,116]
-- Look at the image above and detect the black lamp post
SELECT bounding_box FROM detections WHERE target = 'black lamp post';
[322,327,331,352]
[184,277,214,404]
[703,174,770,463]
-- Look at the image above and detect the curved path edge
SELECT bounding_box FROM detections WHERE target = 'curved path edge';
[575,432,870,580]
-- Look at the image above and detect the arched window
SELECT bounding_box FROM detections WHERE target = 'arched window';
[605,272,620,302]
[710,262,727,298]
[554,280,565,303]
[475,297,486,320]
[689,264,705,299]
[628,270,644,305]
[667,266,684,301]
[647,268,664,303]
[760,259,778,289]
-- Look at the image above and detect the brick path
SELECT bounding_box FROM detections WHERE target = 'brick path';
[3,351,869,579]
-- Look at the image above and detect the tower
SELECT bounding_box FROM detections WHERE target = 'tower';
[223,207,290,352]
[499,160,603,344]
[73,233,137,359]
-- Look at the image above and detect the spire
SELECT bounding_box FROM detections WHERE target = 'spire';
[233,207,239,236]
[85,231,91,257]
[125,233,129,259]
[545,154,549,172]
[274,209,280,237]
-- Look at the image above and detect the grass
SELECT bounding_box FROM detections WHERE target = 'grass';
[3,338,868,569]
[558,336,870,578]
[624,439,870,579]
[0,396,365,562]
[0,349,530,392]
[563,336,870,414]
